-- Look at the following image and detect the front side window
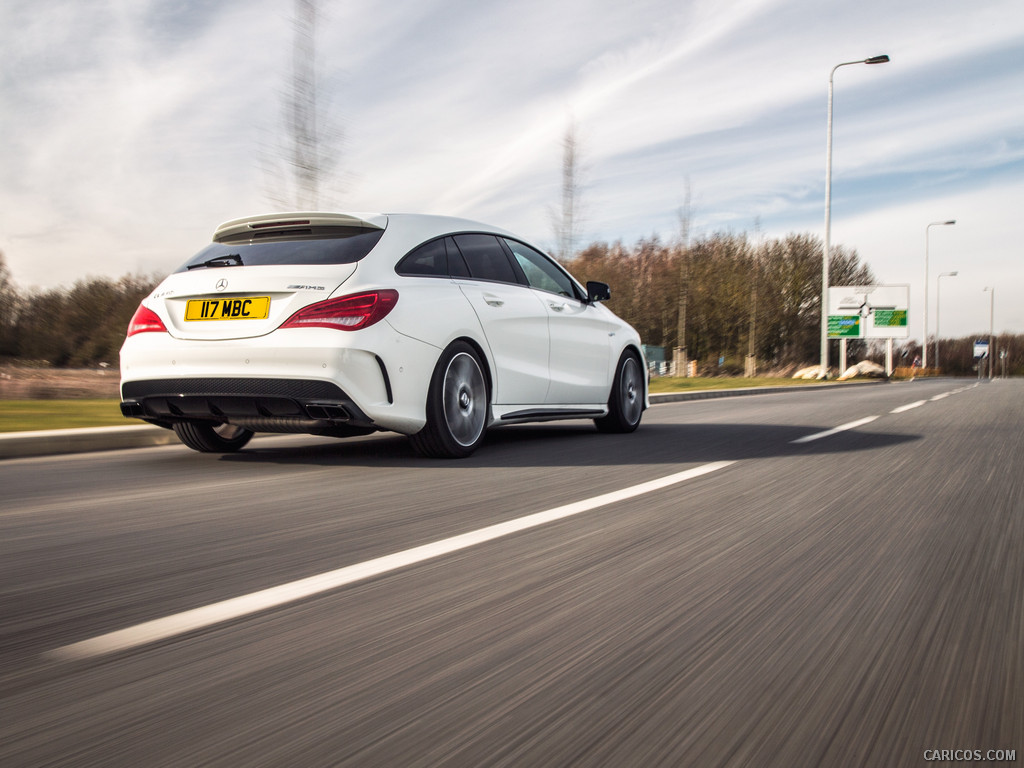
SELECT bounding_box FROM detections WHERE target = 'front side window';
[504,239,578,298]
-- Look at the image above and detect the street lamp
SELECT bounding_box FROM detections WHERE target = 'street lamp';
[923,220,955,369]
[983,286,995,380]
[821,54,890,377]
[935,270,957,372]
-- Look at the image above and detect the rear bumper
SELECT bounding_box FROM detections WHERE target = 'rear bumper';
[120,377,374,434]
[119,324,440,435]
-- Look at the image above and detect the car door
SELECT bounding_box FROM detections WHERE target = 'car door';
[502,239,613,404]
[448,235,551,406]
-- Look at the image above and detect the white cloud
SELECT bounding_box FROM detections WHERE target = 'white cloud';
[0,0,1021,342]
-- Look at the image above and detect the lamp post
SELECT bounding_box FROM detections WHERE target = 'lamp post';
[924,220,955,369]
[935,270,957,372]
[983,286,995,380]
[822,54,890,377]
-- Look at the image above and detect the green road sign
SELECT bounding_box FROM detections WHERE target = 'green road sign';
[873,309,907,327]
[828,315,861,338]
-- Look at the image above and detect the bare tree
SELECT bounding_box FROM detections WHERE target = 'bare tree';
[0,251,19,357]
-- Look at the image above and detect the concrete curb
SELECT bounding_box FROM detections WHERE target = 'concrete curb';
[0,424,179,460]
[0,380,888,460]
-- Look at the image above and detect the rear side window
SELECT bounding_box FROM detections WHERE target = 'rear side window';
[396,238,448,276]
[396,238,472,278]
[175,227,384,272]
[451,234,518,284]
[444,238,471,278]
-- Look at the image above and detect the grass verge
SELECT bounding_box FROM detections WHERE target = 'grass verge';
[0,400,133,433]
[648,376,831,393]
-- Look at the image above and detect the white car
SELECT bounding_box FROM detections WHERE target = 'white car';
[120,212,647,457]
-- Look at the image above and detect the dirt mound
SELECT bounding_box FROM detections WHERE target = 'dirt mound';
[0,365,121,399]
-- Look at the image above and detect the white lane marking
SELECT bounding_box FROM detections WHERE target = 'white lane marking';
[930,393,951,401]
[790,416,879,444]
[47,461,735,661]
[891,400,927,413]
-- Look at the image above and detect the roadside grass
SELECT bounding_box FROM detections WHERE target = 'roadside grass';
[648,376,831,393]
[0,400,132,433]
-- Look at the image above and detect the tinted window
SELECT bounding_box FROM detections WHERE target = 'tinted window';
[396,238,448,276]
[504,239,577,297]
[175,227,384,272]
[444,237,471,278]
[451,234,518,284]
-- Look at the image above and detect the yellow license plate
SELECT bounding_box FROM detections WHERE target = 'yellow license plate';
[185,296,271,321]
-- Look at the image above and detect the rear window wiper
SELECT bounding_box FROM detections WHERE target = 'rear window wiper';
[187,253,244,270]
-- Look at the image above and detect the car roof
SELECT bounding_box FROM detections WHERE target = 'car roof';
[382,213,525,256]
[213,212,519,250]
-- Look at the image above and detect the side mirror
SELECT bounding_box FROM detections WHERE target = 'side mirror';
[586,281,611,303]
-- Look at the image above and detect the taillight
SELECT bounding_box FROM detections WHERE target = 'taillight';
[280,290,399,331]
[126,304,167,336]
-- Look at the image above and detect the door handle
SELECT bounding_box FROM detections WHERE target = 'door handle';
[483,294,504,307]
[549,302,567,312]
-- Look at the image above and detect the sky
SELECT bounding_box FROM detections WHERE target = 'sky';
[1,0,1022,343]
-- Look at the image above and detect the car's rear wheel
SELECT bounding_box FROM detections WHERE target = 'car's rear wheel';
[173,422,254,453]
[595,350,644,433]
[411,342,489,458]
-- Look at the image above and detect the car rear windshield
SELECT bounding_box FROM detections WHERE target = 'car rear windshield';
[174,227,385,272]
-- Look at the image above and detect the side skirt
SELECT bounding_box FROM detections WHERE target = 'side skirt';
[496,407,607,424]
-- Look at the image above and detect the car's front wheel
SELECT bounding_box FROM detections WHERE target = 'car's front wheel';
[173,422,254,453]
[411,341,489,458]
[595,350,644,433]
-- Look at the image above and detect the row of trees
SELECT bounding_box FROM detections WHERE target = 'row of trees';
[921,335,1021,379]
[563,235,1023,377]
[0,253,157,366]
[564,232,875,371]
[0,240,1019,376]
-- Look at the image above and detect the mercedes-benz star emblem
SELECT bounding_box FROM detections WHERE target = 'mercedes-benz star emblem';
[215,278,229,292]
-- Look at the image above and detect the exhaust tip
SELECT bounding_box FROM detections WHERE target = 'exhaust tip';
[120,401,145,418]
[304,403,352,422]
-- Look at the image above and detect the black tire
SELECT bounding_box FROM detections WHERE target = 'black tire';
[410,342,489,458]
[595,350,644,433]
[173,422,254,453]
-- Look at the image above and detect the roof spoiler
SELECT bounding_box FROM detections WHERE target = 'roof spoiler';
[213,212,387,243]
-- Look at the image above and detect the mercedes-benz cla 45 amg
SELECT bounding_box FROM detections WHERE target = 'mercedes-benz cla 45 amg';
[120,212,647,457]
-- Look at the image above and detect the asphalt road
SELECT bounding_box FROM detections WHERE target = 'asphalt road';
[1,379,1021,767]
